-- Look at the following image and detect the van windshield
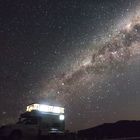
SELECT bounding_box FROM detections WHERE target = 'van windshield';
[17,118,38,125]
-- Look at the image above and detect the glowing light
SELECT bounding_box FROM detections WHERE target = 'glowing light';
[26,104,64,114]
[40,105,50,112]
[53,106,61,113]
[59,115,65,120]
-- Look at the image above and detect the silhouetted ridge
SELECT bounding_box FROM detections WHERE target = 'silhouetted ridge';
[78,120,140,139]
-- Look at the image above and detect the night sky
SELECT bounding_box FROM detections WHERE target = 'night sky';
[0,0,140,131]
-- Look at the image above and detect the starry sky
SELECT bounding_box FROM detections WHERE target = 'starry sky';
[0,0,140,131]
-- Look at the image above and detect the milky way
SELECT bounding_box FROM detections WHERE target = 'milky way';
[43,14,140,97]
[41,9,140,130]
[1,0,140,131]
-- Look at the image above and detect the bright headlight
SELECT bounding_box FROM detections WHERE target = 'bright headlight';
[59,115,65,120]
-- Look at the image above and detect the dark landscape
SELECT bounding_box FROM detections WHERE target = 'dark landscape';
[1,1,140,140]
[2,120,140,140]
[78,120,140,140]
[38,120,140,140]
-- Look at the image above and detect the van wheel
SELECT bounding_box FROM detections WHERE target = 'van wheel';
[10,130,22,140]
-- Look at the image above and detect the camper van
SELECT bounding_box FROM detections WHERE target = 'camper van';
[0,103,65,140]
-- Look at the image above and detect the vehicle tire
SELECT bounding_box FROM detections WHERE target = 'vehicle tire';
[10,130,22,140]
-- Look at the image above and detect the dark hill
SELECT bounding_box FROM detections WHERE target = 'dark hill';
[78,120,140,139]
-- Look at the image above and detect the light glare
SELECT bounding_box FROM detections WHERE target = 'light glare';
[59,115,65,120]
[26,104,64,114]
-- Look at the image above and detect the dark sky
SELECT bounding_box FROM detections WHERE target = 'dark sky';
[0,0,140,131]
